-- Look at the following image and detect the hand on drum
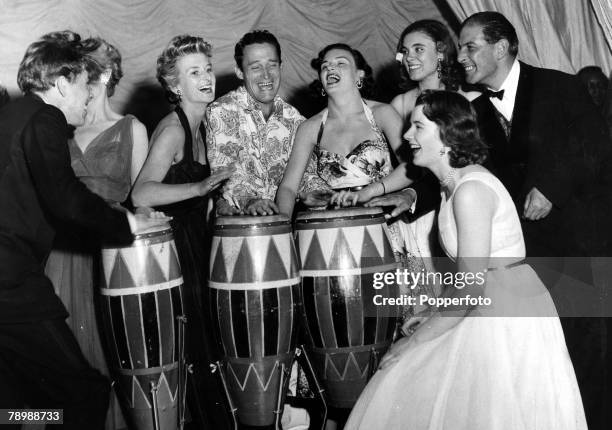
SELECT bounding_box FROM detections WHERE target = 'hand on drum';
[135,206,169,219]
[131,212,172,234]
[300,190,333,208]
[216,198,242,216]
[365,189,416,218]
[195,165,236,197]
[244,198,279,216]
[330,189,371,208]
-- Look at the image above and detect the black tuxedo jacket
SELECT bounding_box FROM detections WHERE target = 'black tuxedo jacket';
[471,62,612,257]
[0,94,132,323]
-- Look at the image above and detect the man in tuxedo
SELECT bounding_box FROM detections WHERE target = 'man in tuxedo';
[458,11,611,429]
[0,31,164,429]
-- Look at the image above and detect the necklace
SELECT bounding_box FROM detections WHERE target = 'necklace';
[440,168,457,189]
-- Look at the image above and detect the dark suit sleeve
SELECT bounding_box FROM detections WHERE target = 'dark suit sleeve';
[408,171,441,218]
[22,106,132,244]
[531,76,610,208]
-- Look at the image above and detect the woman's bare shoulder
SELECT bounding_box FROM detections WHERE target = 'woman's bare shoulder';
[298,111,324,133]
[150,112,184,143]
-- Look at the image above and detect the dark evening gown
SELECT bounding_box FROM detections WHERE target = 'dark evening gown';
[156,105,231,429]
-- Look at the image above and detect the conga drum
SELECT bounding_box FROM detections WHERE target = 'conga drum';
[295,207,399,408]
[209,215,299,427]
[100,224,184,430]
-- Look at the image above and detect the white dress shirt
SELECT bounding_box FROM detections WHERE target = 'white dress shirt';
[489,59,520,121]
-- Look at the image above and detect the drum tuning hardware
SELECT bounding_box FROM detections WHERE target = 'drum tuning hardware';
[150,381,161,430]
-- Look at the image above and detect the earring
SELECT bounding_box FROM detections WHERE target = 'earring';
[176,89,182,102]
[100,75,110,86]
[321,88,326,97]
[436,58,442,79]
[439,148,446,156]
[356,79,363,89]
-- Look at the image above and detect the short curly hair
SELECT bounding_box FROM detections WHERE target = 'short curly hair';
[310,43,375,99]
[17,30,99,93]
[415,90,488,167]
[396,20,463,92]
[80,37,122,97]
[157,35,212,104]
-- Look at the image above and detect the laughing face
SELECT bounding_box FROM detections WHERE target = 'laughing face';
[458,24,503,88]
[319,48,364,95]
[173,52,215,104]
[236,42,281,107]
[404,105,445,168]
[399,31,442,84]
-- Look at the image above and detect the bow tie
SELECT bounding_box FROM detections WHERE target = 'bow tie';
[484,89,504,100]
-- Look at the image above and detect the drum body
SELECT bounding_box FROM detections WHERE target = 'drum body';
[209,215,299,427]
[296,208,399,408]
[100,225,183,430]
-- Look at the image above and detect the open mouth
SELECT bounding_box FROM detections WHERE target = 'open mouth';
[198,84,213,93]
[407,64,421,71]
[258,81,274,90]
[326,73,340,85]
[462,64,475,73]
[409,143,422,154]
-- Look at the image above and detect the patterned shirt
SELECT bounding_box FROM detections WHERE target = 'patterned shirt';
[206,86,304,209]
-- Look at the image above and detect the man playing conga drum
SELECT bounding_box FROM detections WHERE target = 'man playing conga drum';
[0,31,166,429]
[206,30,304,216]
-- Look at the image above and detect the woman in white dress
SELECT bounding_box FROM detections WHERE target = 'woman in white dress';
[345,90,586,430]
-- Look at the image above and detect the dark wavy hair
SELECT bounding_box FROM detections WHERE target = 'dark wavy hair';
[462,12,518,57]
[234,30,282,71]
[415,90,488,167]
[17,30,100,93]
[397,20,463,91]
[310,43,375,99]
[80,37,122,97]
[157,35,212,104]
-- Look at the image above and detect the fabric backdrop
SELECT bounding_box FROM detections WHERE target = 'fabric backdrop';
[446,0,612,75]
[0,0,449,128]
[1,0,610,130]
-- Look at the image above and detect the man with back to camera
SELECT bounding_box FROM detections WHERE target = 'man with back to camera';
[206,29,304,216]
[457,11,611,429]
[0,31,166,429]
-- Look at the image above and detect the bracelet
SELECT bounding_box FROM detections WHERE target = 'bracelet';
[380,181,386,195]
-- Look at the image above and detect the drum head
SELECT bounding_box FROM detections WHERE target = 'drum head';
[296,207,382,222]
[215,214,290,226]
[132,222,173,241]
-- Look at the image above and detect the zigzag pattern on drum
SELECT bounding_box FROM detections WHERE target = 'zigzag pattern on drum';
[116,367,179,408]
[226,359,286,391]
[100,241,184,369]
[298,223,396,275]
[295,208,399,408]
[322,349,371,380]
[209,233,299,287]
[100,227,185,430]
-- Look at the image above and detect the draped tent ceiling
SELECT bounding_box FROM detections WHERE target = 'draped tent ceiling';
[1,0,610,130]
